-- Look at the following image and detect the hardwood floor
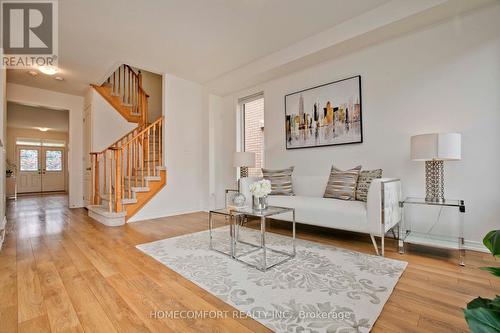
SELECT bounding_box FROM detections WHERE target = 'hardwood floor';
[1,194,497,332]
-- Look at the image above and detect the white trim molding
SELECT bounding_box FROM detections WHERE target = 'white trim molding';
[0,216,6,250]
[464,240,489,253]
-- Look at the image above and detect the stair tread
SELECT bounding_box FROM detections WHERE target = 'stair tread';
[87,205,127,217]
[124,175,161,181]
[100,195,136,202]
[131,186,150,192]
[135,166,166,171]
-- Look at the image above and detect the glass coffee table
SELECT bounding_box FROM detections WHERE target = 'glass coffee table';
[208,206,296,271]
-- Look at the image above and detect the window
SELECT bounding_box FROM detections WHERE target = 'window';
[19,149,39,171]
[16,140,41,146]
[240,94,264,177]
[45,150,63,171]
[16,138,66,147]
[43,142,65,147]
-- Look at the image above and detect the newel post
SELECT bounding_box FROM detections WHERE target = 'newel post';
[92,153,101,205]
[113,148,122,213]
[138,70,142,87]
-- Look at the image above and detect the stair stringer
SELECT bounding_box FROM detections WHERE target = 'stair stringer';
[123,168,167,221]
[91,84,142,123]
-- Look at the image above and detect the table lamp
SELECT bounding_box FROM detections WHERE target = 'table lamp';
[233,151,255,178]
[411,133,461,202]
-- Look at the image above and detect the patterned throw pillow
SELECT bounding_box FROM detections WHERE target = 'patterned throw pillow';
[355,169,383,202]
[323,165,362,200]
[262,167,294,196]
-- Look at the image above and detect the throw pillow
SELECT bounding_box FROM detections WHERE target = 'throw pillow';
[355,169,383,202]
[262,167,294,196]
[324,165,362,200]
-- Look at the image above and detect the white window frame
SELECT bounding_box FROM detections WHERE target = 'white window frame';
[16,137,66,147]
[237,93,265,177]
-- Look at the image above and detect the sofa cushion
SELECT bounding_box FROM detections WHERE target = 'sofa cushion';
[356,169,383,202]
[292,175,330,197]
[267,195,368,233]
[262,167,294,196]
[323,165,361,200]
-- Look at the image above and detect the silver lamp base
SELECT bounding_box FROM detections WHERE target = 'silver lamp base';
[425,160,445,202]
[239,166,249,178]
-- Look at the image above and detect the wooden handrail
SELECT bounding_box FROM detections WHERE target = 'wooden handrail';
[91,116,163,213]
[100,64,150,125]
[121,117,163,148]
[90,64,161,212]
[90,123,146,155]
[122,64,150,97]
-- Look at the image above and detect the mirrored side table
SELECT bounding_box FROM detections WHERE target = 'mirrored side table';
[399,197,466,266]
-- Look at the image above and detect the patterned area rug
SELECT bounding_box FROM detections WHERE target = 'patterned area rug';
[136,226,407,332]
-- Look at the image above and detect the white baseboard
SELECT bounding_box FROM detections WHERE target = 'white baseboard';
[0,215,6,230]
[127,209,203,223]
[464,240,489,253]
[0,216,6,250]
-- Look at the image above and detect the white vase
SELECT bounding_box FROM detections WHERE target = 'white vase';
[253,196,268,211]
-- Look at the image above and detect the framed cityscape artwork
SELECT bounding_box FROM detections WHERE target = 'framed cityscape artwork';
[285,75,362,149]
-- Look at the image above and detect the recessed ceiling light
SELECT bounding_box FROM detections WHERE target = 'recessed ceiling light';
[28,70,38,77]
[54,76,64,81]
[38,66,58,75]
[38,127,49,132]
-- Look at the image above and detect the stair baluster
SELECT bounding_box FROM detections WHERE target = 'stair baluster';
[90,64,163,220]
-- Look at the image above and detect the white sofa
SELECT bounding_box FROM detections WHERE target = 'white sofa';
[239,175,402,256]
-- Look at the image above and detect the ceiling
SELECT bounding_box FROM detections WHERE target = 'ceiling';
[7,102,69,132]
[6,0,494,97]
[6,0,390,96]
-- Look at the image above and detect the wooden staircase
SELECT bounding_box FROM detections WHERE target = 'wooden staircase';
[87,64,166,226]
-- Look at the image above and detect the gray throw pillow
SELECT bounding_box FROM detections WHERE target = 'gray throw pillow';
[356,169,383,202]
[324,165,362,200]
[262,167,294,196]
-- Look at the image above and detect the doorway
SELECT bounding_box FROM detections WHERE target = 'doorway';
[17,143,65,193]
[6,102,69,196]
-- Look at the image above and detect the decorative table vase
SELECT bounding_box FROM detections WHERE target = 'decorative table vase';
[253,196,268,211]
[233,193,246,207]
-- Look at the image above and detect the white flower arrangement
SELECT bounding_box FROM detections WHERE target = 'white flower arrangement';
[249,179,272,198]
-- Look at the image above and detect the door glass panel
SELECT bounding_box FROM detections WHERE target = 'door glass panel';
[19,149,39,171]
[45,150,63,171]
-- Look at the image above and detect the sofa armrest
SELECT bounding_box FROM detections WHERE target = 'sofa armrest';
[238,176,261,207]
[367,178,402,236]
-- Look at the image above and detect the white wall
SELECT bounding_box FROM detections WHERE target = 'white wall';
[0,70,6,226]
[140,69,163,122]
[88,89,136,152]
[129,74,209,221]
[208,94,238,209]
[213,5,500,246]
[6,83,84,208]
[7,102,69,132]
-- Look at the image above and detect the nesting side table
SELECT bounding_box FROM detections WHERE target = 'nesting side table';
[399,197,466,266]
[208,205,296,271]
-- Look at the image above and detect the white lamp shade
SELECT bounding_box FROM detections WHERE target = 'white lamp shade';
[411,133,461,161]
[233,152,256,167]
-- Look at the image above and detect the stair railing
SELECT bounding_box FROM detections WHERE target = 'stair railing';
[90,117,163,213]
[106,64,149,125]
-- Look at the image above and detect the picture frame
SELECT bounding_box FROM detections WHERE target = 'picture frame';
[284,75,362,149]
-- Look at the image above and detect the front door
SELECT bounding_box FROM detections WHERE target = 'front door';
[17,146,65,193]
[17,146,42,193]
[41,148,65,191]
